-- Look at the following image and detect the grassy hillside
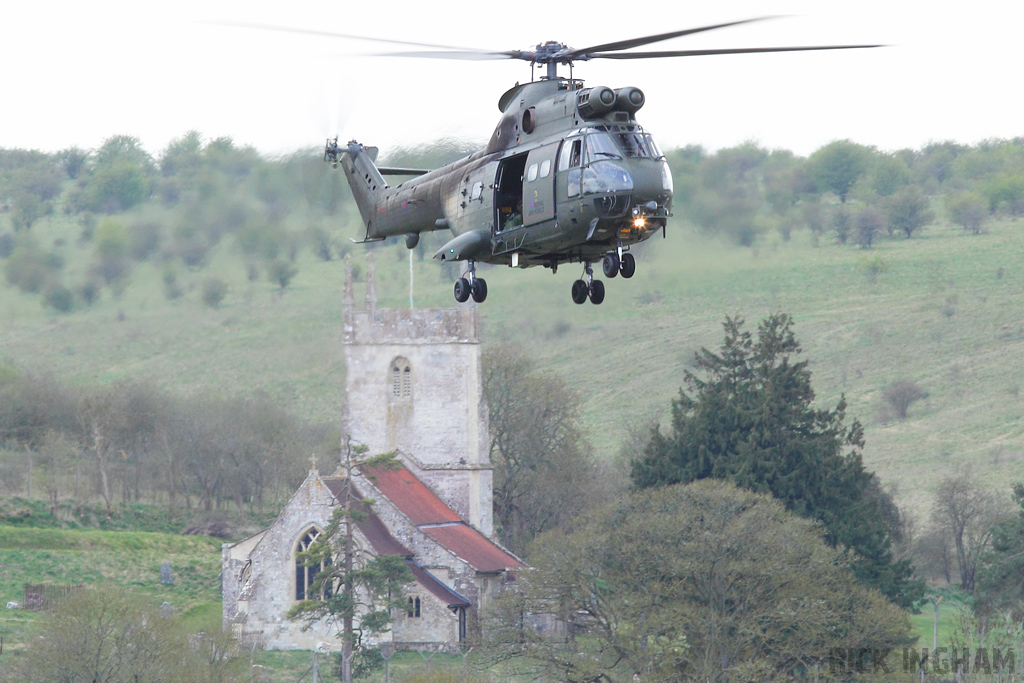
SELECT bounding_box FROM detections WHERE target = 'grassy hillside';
[4,200,1023,516]
[0,525,223,654]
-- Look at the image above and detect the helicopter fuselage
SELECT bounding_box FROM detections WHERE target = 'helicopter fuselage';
[335,77,673,274]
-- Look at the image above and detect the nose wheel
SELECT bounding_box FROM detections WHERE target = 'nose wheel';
[571,262,605,305]
[454,260,487,303]
[603,250,636,279]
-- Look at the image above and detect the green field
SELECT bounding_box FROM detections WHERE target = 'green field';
[4,204,1024,517]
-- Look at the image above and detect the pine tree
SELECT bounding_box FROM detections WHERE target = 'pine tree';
[288,443,413,683]
[631,313,923,608]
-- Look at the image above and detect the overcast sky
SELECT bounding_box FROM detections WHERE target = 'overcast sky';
[1,0,1019,159]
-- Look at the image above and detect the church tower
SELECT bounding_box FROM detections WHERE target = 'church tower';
[341,255,493,537]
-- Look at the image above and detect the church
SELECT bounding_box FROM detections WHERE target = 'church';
[221,257,522,651]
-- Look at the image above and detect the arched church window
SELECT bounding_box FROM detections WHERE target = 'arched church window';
[295,527,332,601]
[389,357,412,402]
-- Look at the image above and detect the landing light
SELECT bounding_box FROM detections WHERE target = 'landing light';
[633,217,646,229]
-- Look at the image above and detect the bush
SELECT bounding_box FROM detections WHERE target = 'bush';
[77,213,97,244]
[43,284,75,313]
[202,277,228,308]
[886,187,933,238]
[861,254,890,283]
[162,265,183,300]
[77,279,101,306]
[4,236,62,294]
[881,379,927,420]
[92,253,130,284]
[267,260,298,290]
[128,221,162,260]
[946,192,988,234]
[0,233,13,258]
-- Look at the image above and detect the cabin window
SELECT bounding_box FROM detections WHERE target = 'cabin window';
[407,596,421,618]
[539,159,551,179]
[526,164,538,183]
[470,181,483,200]
[389,357,412,402]
[295,528,331,601]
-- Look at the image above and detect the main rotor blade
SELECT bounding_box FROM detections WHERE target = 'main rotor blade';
[208,20,492,53]
[589,44,883,59]
[566,17,778,59]
[375,50,517,61]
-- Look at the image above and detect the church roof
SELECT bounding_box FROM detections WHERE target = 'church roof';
[406,561,471,608]
[321,476,414,558]
[421,523,524,573]
[361,466,461,525]
[363,465,523,573]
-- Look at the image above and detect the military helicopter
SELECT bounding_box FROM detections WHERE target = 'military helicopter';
[271,18,879,304]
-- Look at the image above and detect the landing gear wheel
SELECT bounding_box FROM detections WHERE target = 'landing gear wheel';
[620,252,636,279]
[454,277,471,303]
[471,278,488,303]
[602,253,619,278]
[571,280,589,305]
[589,280,605,305]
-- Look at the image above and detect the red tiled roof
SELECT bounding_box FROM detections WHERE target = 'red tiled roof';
[361,466,461,525]
[421,523,523,573]
[361,465,523,573]
[406,561,471,608]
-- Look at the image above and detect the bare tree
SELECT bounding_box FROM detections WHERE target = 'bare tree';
[930,469,1010,591]
[482,343,607,554]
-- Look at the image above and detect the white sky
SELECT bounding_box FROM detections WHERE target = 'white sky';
[1,0,1020,159]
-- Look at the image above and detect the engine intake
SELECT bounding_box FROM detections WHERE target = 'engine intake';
[615,87,645,114]
[576,86,616,119]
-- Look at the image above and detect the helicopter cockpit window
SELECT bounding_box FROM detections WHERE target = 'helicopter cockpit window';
[613,132,664,159]
[559,139,582,171]
[526,164,539,183]
[585,133,623,162]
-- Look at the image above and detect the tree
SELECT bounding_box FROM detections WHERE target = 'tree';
[976,483,1024,618]
[983,173,1024,215]
[946,191,988,234]
[631,313,922,607]
[880,378,927,420]
[57,146,90,179]
[886,186,934,238]
[288,444,413,683]
[201,277,228,308]
[482,343,606,554]
[810,140,872,203]
[869,153,911,197]
[855,206,884,248]
[76,135,154,213]
[930,470,1008,591]
[267,259,298,290]
[14,587,246,683]
[160,130,204,179]
[483,481,913,683]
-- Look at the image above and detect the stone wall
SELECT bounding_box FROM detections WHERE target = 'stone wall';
[341,257,493,537]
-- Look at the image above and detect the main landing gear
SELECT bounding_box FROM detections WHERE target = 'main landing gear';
[571,262,605,305]
[453,260,487,303]
[570,248,636,304]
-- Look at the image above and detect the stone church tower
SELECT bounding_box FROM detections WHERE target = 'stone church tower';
[340,255,493,537]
